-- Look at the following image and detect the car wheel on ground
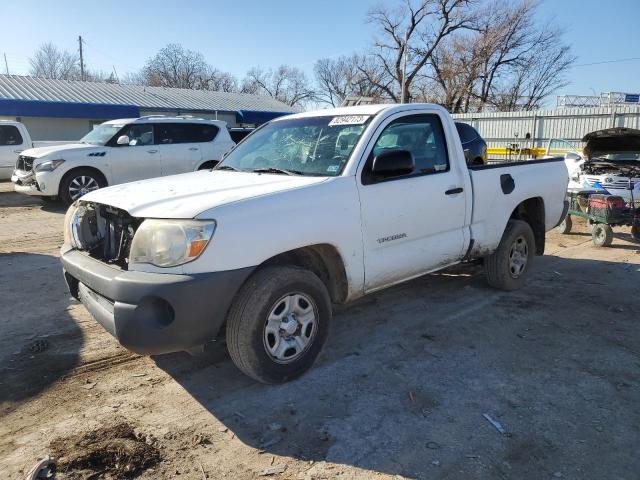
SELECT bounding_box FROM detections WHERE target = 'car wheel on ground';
[226,265,332,384]
[591,223,613,247]
[59,168,106,206]
[485,219,535,291]
[556,215,572,234]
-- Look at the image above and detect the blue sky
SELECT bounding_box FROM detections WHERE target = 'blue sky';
[1,0,639,104]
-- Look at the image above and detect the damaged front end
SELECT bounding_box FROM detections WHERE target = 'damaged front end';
[66,202,142,269]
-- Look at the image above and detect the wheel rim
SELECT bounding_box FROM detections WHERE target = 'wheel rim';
[508,235,529,278]
[68,175,100,200]
[263,293,318,364]
[595,226,605,243]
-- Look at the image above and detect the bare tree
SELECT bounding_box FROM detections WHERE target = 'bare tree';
[314,54,388,106]
[242,65,314,107]
[29,42,80,80]
[366,0,475,103]
[142,44,209,89]
[420,0,575,112]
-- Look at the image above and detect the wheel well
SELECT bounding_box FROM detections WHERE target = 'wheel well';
[198,160,219,170]
[510,197,545,255]
[59,167,107,194]
[258,244,349,304]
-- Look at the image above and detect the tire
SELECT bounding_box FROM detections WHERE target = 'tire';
[59,168,106,206]
[485,219,535,291]
[226,265,332,384]
[591,224,613,247]
[631,223,640,243]
[556,215,572,234]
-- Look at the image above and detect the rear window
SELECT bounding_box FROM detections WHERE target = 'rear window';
[0,125,24,146]
[155,123,219,144]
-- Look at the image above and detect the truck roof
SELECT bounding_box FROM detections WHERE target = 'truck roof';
[279,103,448,121]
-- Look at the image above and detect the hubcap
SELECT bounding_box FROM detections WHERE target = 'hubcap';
[263,293,318,364]
[69,175,100,200]
[508,235,529,278]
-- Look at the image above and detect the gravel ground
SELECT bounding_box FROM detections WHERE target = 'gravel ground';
[1,180,639,480]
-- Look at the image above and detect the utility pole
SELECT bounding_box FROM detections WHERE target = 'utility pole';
[78,35,85,81]
[400,30,409,104]
[3,53,9,75]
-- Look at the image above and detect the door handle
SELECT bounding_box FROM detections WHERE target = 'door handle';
[147,149,158,154]
[188,147,199,151]
[445,187,464,195]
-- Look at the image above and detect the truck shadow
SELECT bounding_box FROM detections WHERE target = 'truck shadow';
[155,254,640,479]
[0,252,82,413]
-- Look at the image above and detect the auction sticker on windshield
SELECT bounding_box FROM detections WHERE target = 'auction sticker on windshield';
[328,115,370,126]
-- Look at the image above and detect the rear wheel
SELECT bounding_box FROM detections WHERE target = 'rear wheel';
[592,224,613,247]
[59,168,106,206]
[485,219,535,291]
[556,215,572,234]
[226,266,332,384]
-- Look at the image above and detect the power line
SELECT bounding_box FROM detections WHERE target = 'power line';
[573,57,640,68]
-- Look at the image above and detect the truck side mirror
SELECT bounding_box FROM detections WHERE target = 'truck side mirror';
[372,149,414,178]
[116,135,130,146]
[565,152,582,161]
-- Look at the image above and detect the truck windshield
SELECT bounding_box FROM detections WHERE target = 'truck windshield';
[80,124,124,145]
[216,115,371,176]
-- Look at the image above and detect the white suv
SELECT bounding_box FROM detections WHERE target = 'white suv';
[12,116,235,205]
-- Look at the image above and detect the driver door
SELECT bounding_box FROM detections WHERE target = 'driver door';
[108,124,162,183]
[357,113,468,292]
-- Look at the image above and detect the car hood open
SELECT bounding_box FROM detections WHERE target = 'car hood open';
[582,128,640,159]
[80,170,329,218]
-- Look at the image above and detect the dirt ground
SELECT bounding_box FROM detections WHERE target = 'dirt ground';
[1,180,639,480]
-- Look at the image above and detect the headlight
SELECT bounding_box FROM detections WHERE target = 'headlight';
[35,159,65,172]
[129,219,216,267]
[63,203,79,247]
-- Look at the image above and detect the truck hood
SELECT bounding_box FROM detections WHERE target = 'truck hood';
[22,143,100,159]
[80,170,330,218]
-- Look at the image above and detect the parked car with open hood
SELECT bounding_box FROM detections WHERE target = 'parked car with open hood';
[11,116,235,205]
[565,128,640,202]
[60,103,568,384]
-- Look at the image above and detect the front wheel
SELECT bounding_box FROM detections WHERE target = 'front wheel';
[485,219,535,291]
[59,168,106,206]
[226,266,332,384]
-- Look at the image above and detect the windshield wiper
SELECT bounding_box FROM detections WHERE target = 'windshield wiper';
[252,167,303,176]
[215,164,240,171]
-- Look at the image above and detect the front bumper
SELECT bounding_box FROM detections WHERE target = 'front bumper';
[12,169,58,196]
[61,248,254,355]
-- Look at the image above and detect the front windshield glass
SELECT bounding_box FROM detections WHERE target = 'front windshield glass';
[80,124,124,145]
[217,115,371,176]
[601,152,640,161]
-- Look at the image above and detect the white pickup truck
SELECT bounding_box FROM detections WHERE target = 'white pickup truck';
[60,103,569,383]
[0,120,62,180]
[12,116,234,205]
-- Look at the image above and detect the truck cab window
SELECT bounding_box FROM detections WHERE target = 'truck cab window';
[364,114,449,183]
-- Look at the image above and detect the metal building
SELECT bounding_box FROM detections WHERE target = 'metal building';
[453,105,640,151]
[0,74,296,141]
